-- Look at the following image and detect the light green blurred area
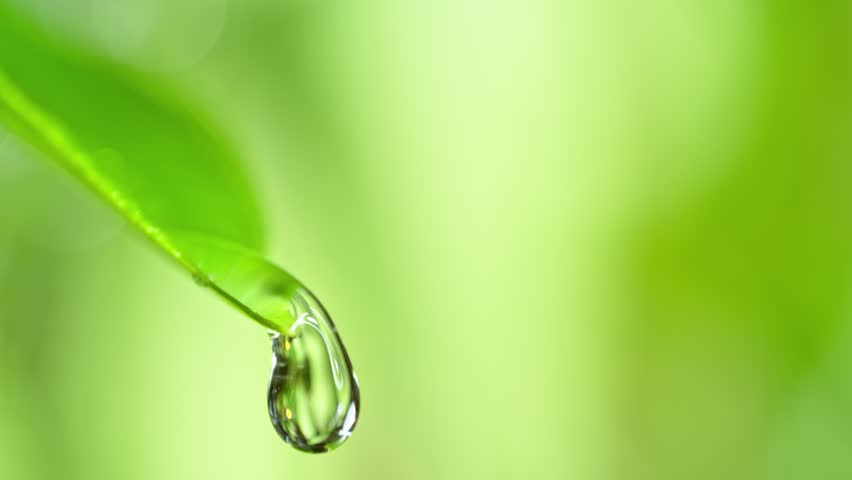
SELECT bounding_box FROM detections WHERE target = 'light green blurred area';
[1,1,852,479]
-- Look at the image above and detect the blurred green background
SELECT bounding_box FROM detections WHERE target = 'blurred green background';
[1,0,852,479]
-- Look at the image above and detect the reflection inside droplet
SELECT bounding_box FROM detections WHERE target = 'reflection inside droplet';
[267,287,360,453]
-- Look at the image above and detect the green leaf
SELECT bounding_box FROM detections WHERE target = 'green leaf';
[0,2,301,333]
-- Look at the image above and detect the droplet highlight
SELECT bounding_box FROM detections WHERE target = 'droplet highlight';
[268,287,360,453]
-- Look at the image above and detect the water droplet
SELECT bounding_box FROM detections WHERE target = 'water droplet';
[267,287,360,453]
[162,232,360,451]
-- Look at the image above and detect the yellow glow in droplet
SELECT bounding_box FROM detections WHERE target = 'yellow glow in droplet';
[284,338,291,351]
[285,408,293,420]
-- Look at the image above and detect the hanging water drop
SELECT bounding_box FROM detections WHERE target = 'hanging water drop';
[267,286,360,453]
[163,232,361,452]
